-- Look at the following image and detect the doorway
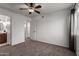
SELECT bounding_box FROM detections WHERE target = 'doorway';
[0,15,10,46]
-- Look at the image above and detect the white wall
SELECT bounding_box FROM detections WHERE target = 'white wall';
[11,14,27,45]
[75,3,79,56]
[0,8,27,45]
[76,12,79,56]
[76,13,79,56]
[30,9,70,47]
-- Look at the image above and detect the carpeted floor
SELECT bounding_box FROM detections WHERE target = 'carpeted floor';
[0,39,76,56]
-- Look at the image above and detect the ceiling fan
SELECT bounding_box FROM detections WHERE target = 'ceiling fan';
[19,3,42,14]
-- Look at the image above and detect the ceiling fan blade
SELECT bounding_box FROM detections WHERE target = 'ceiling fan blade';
[34,10,40,14]
[24,3,28,6]
[30,3,34,7]
[29,12,32,14]
[19,8,28,10]
[25,3,35,7]
[24,3,31,7]
[35,5,41,9]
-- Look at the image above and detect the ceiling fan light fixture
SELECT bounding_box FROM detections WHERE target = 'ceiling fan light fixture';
[20,3,41,14]
[28,9,34,12]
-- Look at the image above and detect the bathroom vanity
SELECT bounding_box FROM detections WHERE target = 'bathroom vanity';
[0,32,7,44]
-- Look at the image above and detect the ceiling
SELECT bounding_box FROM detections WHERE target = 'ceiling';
[0,3,73,17]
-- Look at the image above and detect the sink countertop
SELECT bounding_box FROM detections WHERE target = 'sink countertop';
[0,31,7,34]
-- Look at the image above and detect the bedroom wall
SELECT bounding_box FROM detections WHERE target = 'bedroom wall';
[30,9,70,47]
[0,8,27,45]
[75,3,79,56]
[76,13,79,56]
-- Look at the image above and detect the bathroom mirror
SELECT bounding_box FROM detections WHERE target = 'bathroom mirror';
[0,15,10,33]
[0,22,4,32]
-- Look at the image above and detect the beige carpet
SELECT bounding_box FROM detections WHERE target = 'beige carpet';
[0,39,76,56]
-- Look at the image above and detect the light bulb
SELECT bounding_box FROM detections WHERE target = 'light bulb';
[28,9,34,12]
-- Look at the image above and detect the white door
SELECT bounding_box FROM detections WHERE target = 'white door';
[25,21,31,39]
[30,21,37,40]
